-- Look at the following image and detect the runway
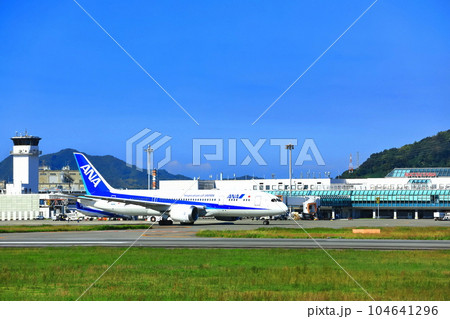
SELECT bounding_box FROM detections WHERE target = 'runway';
[0,230,449,250]
[2,218,448,229]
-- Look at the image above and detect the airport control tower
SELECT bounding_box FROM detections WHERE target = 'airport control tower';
[10,133,42,194]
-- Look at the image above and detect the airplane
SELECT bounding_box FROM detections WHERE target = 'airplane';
[73,152,288,225]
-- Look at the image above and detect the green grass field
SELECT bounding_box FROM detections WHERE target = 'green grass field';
[197,227,450,240]
[0,247,448,301]
[0,224,150,233]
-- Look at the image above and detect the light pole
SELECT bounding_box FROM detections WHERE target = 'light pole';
[286,144,294,212]
[145,144,153,190]
[378,202,380,219]
[376,196,380,219]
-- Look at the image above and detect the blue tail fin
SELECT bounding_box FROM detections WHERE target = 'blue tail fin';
[73,153,113,196]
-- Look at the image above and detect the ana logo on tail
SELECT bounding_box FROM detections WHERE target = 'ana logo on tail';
[80,164,101,188]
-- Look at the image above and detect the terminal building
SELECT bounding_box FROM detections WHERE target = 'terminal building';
[160,168,450,219]
[39,165,84,192]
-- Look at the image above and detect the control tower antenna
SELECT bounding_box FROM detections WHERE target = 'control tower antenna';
[349,153,354,174]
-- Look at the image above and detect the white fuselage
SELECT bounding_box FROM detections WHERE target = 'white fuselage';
[81,189,287,218]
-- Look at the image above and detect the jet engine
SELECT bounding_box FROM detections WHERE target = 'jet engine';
[169,205,199,224]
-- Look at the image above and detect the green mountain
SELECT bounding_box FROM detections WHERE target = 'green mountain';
[0,148,191,188]
[0,156,13,183]
[340,130,450,178]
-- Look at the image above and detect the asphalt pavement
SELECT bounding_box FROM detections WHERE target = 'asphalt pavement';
[0,224,449,250]
[1,217,449,229]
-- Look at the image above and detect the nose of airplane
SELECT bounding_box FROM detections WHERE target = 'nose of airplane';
[275,201,288,213]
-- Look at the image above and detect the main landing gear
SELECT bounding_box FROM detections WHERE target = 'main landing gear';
[158,215,173,225]
[263,220,270,225]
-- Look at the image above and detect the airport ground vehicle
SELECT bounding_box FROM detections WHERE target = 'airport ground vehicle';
[52,214,65,221]
[52,211,83,221]
[301,197,320,220]
[434,212,450,221]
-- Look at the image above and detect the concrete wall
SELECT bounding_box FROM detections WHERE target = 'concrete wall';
[0,194,40,220]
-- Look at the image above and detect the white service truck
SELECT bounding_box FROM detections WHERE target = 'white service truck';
[52,210,84,221]
[287,196,321,220]
[434,212,450,221]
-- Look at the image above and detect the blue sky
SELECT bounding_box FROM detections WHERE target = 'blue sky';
[0,0,449,179]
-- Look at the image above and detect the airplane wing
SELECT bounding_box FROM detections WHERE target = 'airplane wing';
[81,194,172,212]
[56,193,206,215]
